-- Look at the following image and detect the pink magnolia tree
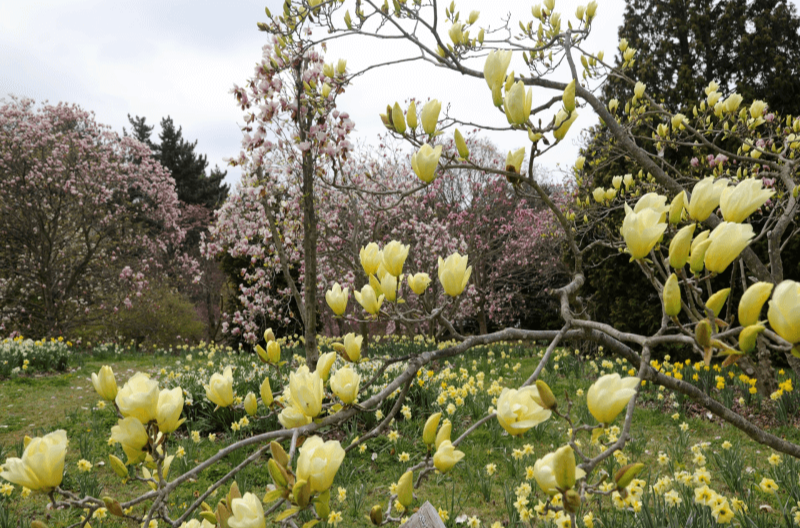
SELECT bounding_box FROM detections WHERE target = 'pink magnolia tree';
[0,97,193,337]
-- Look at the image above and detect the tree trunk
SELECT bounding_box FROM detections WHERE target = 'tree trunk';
[301,138,319,369]
[786,351,800,383]
[477,301,488,335]
[753,336,777,397]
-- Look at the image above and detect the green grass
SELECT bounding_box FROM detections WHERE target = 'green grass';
[0,341,798,528]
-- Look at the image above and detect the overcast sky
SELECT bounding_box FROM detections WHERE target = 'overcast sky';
[4,0,792,188]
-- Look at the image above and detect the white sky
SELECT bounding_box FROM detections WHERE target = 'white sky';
[4,0,793,186]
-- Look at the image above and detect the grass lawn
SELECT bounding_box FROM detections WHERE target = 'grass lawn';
[1,340,799,528]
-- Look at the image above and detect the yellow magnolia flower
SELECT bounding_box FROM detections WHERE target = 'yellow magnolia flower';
[449,22,464,45]
[260,377,273,407]
[377,273,399,302]
[438,253,472,297]
[704,222,754,273]
[316,351,337,382]
[633,81,646,99]
[612,176,623,190]
[633,192,669,220]
[296,436,345,493]
[686,177,729,222]
[719,178,774,223]
[228,492,266,528]
[116,372,159,424]
[504,81,532,125]
[0,430,67,491]
[668,223,696,269]
[621,203,667,260]
[289,366,324,418]
[411,144,442,183]
[391,102,406,134]
[342,333,363,362]
[433,440,465,473]
[325,283,349,316]
[506,147,525,173]
[738,282,774,327]
[749,100,767,119]
[277,402,312,430]
[553,109,578,140]
[587,373,639,424]
[266,341,281,363]
[592,187,606,203]
[331,367,361,404]
[156,387,185,434]
[496,386,551,436]
[407,273,432,295]
[243,392,258,416]
[768,280,800,344]
[420,99,441,135]
[382,241,410,277]
[533,449,586,496]
[110,417,149,464]
[396,470,414,508]
[483,50,512,91]
[422,412,442,445]
[359,243,383,276]
[354,285,384,315]
[91,365,118,401]
[705,288,730,318]
[552,445,578,490]
[205,366,234,408]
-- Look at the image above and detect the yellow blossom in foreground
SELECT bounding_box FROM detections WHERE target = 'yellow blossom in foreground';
[587,374,639,425]
[0,430,67,491]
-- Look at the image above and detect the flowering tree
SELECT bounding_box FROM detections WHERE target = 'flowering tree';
[0,97,192,337]
[7,2,800,528]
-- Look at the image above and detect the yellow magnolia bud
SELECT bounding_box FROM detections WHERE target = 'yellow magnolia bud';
[668,191,686,224]
[406,100,418,129]
[749,100,767,119]
[337,58,347,75]
[264,328,275,343]
[705,288,731,318]
[448,22,464,45]
[564,489,582,514]
[108,455,128,478]
[533,449,587,496]
[91,365,118,401]
[270,441,289,469]
[739,324,765,354]
[605,188,617,201]
[767,280,800,344]
[611,176,622,190]
[244,392,258,416]
[331,366,361,404]
[576,5,586,20]
[575,156,585,171]
[255,344,269,364]
[553,445,577,490]
[316,351,336,382]
[370,505,384,525]
[396,470,414,508]
[535,380,557,409]
[321,83,331,98]
[671,113,686,131]
[323,63,335,79]
[293,479,311,508]
[433,440,465,473]
[587,374,639,425]
[695,319,713,348]
[344,10,352,28]
[453,129,469,159]
[663,273,681,317]
[738,282,774,327]
[423,412,442,445]
[615,463,645,490]
[260,377,273,407]
[704,222,754,274]
[504,81,532,125]
[623,173,633,188]
[586,0,598,17]
[407,273,432,295]
[506,147,526,173]
[420,99,441,135]
[563,79,576,112]
[609,98,619,113]
[618,38,629,52]
[437,252,472,297]
[325,282,349,316]
[633,82,645,99]
[411,143,443,183]
[103,496,124,517]
[391,102,406,134]
[593,187,606,203]
[435,419,452,449]
[720,178,774,223]
[359,243,382,276]
[468,10,479,24]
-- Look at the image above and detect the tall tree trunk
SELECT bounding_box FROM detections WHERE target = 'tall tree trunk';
[477,299,488,335]
[301,128,319,369]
